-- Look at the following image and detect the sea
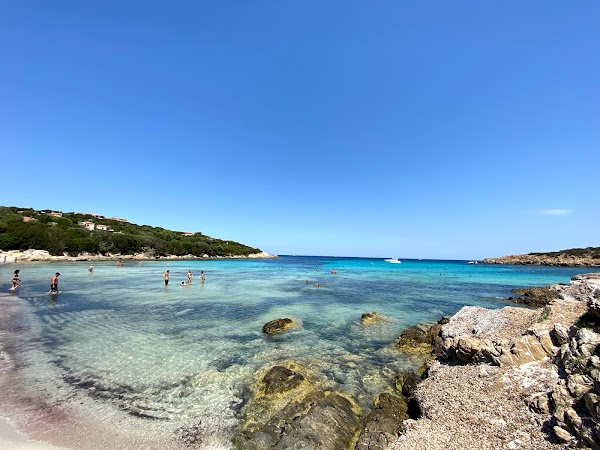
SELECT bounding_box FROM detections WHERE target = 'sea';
[1,256,598,449]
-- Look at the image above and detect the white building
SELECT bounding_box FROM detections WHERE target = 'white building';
[78,221,95,231]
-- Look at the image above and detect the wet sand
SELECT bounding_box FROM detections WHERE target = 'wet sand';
[0,417,68,450]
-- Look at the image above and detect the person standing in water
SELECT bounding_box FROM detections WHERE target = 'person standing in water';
[88,264,94,273]
[11,269,20,289]
[201,271,205,283]
[164,270,170,286]
[187,270,193,284]
[49,273,60,294]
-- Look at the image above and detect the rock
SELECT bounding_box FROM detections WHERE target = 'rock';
[554,425,573,444]
[564,407,583,434]
[584,392,600,421]
[527,392,552,415]
[588,297,600,321]
[361,312,385,325]
[261,366,304,395]
[437,316,451,325]
[395,371,421,397]
[234,391,361,450]
[395,325,434,355]
[355,393,409,450]
[553,324,570,345]
[509,287,560,307]
[262,318,295,335]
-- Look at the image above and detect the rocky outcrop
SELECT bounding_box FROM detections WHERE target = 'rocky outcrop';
[391,272,600,449]
[395,317,448,356]
[508,286,560,307]
[482,253,600,267]
[262,318,295,335]
[233,362,362,450]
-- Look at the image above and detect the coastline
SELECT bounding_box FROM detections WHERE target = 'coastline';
[483,253,600,267]
[0,249,277,263]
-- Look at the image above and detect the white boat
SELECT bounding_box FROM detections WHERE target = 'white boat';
[467,261,478,265]
[384,258,401,264]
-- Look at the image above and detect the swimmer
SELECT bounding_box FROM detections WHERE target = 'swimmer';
[164,270,170,286]
[88,264,94,273]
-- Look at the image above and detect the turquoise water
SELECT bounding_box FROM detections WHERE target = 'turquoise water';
[1,256,598,447]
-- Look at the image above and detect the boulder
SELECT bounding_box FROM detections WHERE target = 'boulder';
[261,366,304,396]
[355,393,409,450]
[234,390,361,450]
[395,325,434,355]
[262,318,295,335]
[395,371,421,398]
[509,286,559,307]
[361,312,385,325]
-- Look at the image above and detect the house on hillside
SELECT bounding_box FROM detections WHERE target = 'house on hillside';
[96,224,114,232]
[78,221,95,231]
[182,232,194,236]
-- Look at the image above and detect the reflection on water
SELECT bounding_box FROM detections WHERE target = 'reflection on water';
[0,256,597,447]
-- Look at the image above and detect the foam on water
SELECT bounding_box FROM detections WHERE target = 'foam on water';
[0,257,598,448]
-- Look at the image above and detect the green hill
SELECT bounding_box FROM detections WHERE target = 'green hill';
[0,206,261,258]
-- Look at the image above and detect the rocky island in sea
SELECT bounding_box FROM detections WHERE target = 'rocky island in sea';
[483,247,600,267]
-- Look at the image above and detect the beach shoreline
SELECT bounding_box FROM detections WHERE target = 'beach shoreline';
[0,250,277,264]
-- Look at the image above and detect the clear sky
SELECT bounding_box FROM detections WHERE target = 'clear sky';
[1,1,598,260]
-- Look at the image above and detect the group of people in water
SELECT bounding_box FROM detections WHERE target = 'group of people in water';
[163,269,205,286]
[9,269,60,294]
[6,263,207,295]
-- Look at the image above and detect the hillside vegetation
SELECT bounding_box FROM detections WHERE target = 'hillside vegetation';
[0,206,261,258]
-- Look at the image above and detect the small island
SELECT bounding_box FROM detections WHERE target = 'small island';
[483,247,600,267]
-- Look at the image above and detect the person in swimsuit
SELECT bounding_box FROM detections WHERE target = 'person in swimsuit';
[187,270,193,284]
[201,271,205,283]
[12,270,20,289]
[164,270,170,286]
[50,272,60,293]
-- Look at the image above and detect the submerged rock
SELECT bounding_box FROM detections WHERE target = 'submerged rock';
[261,366,304,395]
[262,318,295,335]
[234,361,362,450]
[361,312,386,325]
[396,321,442,355]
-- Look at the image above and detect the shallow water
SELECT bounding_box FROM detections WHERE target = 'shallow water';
[1,257,598,448]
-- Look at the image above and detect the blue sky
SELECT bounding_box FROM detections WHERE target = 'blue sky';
[1,1,598,259]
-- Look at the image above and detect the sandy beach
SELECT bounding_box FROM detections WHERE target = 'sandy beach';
[0,418,68,450]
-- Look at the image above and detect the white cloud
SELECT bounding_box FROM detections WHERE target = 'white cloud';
[539,209,573,215]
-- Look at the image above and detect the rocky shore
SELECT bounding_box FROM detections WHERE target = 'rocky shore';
[392,272,600,449]
[483,253,600,267]
[0,249,277,263]
[230,274,600,449]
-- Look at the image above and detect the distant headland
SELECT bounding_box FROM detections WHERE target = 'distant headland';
[483,247,600,267]
[0,206,276,261]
